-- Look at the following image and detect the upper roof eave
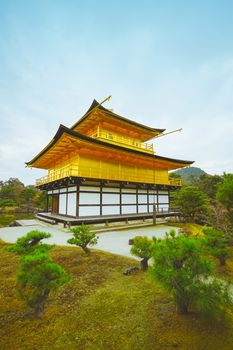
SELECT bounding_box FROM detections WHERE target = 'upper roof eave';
[26,124,194,169]
[71,99,165,135]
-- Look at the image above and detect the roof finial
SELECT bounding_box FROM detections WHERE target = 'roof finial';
[154,128,183,139]
[99,95,112,106]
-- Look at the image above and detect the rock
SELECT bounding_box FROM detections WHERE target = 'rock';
[123,266,139,275]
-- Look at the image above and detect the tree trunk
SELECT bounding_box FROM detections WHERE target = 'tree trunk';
[140,258,149,271]
[33,290,49,318]
[219,256,226,265]
[176,301,189,314]
[82,246,91,255]
[34,303,44,318]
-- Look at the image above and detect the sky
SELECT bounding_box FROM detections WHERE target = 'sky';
[0,0,233,185]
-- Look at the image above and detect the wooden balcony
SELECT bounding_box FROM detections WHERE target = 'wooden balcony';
[88,130,154,154]
[35,166,182,187]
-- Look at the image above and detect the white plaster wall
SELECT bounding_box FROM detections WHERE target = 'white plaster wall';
[102,187,120,193]
[158,190,169,195]
[158,195,169,204]
[67,193,76,216]
[122,205,137,214]
[138,205,148,213]
[158,204,169,211]
[60,187,67,193]
[68,186,77,192]
[121,188,137,193]
[79,206,100,216]
[148,204,157,213]
[148,190,156,195]
[102,206,120,215]
[138,189,147,194]
[102,193,120,204]
[122,194,137,204]
[59,194,67,215]
[138,195,147,204]
[80,186,100,192]
[149,195,157,203]
[79,192,100,205]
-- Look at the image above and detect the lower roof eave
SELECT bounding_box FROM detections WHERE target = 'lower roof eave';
[26,124,194,169]
[36,176,182,191]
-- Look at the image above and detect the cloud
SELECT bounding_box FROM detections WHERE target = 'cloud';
[0,4,233,184]
[141,58,233,175]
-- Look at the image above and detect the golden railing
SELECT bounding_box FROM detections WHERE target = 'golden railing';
[88,130,154,154]
[36,166,182,187]
[168,178,182,186]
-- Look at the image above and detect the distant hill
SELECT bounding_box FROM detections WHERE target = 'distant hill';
[171,167,208,184]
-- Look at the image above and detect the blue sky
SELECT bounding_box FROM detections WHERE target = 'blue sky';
[0,0,233,184]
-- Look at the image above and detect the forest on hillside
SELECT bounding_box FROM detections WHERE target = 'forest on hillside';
[0,178,46,210]
[170,169,233,243]
[0,178,46,226]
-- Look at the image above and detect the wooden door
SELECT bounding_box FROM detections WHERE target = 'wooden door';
[52,195,59,213]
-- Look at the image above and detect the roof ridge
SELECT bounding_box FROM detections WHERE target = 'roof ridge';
[70,99,165,134]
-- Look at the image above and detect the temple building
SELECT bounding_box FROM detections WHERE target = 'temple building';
[26,98,193,223]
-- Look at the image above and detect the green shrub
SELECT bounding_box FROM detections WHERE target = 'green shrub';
[18,250,70,318]
[150,230,233,317]
[173,186,208,222]
[203,227,231,265]
[68,225,98,255]
[6,230,70,318]
[0,199,17,208]
[6,230,52,255]
[0,214,15,227]
[130,236,156,271]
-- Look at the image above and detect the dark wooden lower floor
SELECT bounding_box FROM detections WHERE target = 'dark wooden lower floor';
[36,208,180,227]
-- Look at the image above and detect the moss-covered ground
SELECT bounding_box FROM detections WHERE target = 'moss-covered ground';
[167,222,205,236]
[1,240,233,350]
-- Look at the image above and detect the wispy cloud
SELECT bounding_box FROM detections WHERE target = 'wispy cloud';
[0,1,233,184]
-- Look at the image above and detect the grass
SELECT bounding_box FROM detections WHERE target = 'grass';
[1,241,233,350]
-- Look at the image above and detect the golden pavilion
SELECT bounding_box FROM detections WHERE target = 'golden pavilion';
[27,97,193,223]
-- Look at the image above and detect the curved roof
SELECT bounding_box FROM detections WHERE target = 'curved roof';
[26,124,194,170]
[71,99,165,141]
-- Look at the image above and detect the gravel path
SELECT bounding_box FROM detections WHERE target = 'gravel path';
[0,223,177,258]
